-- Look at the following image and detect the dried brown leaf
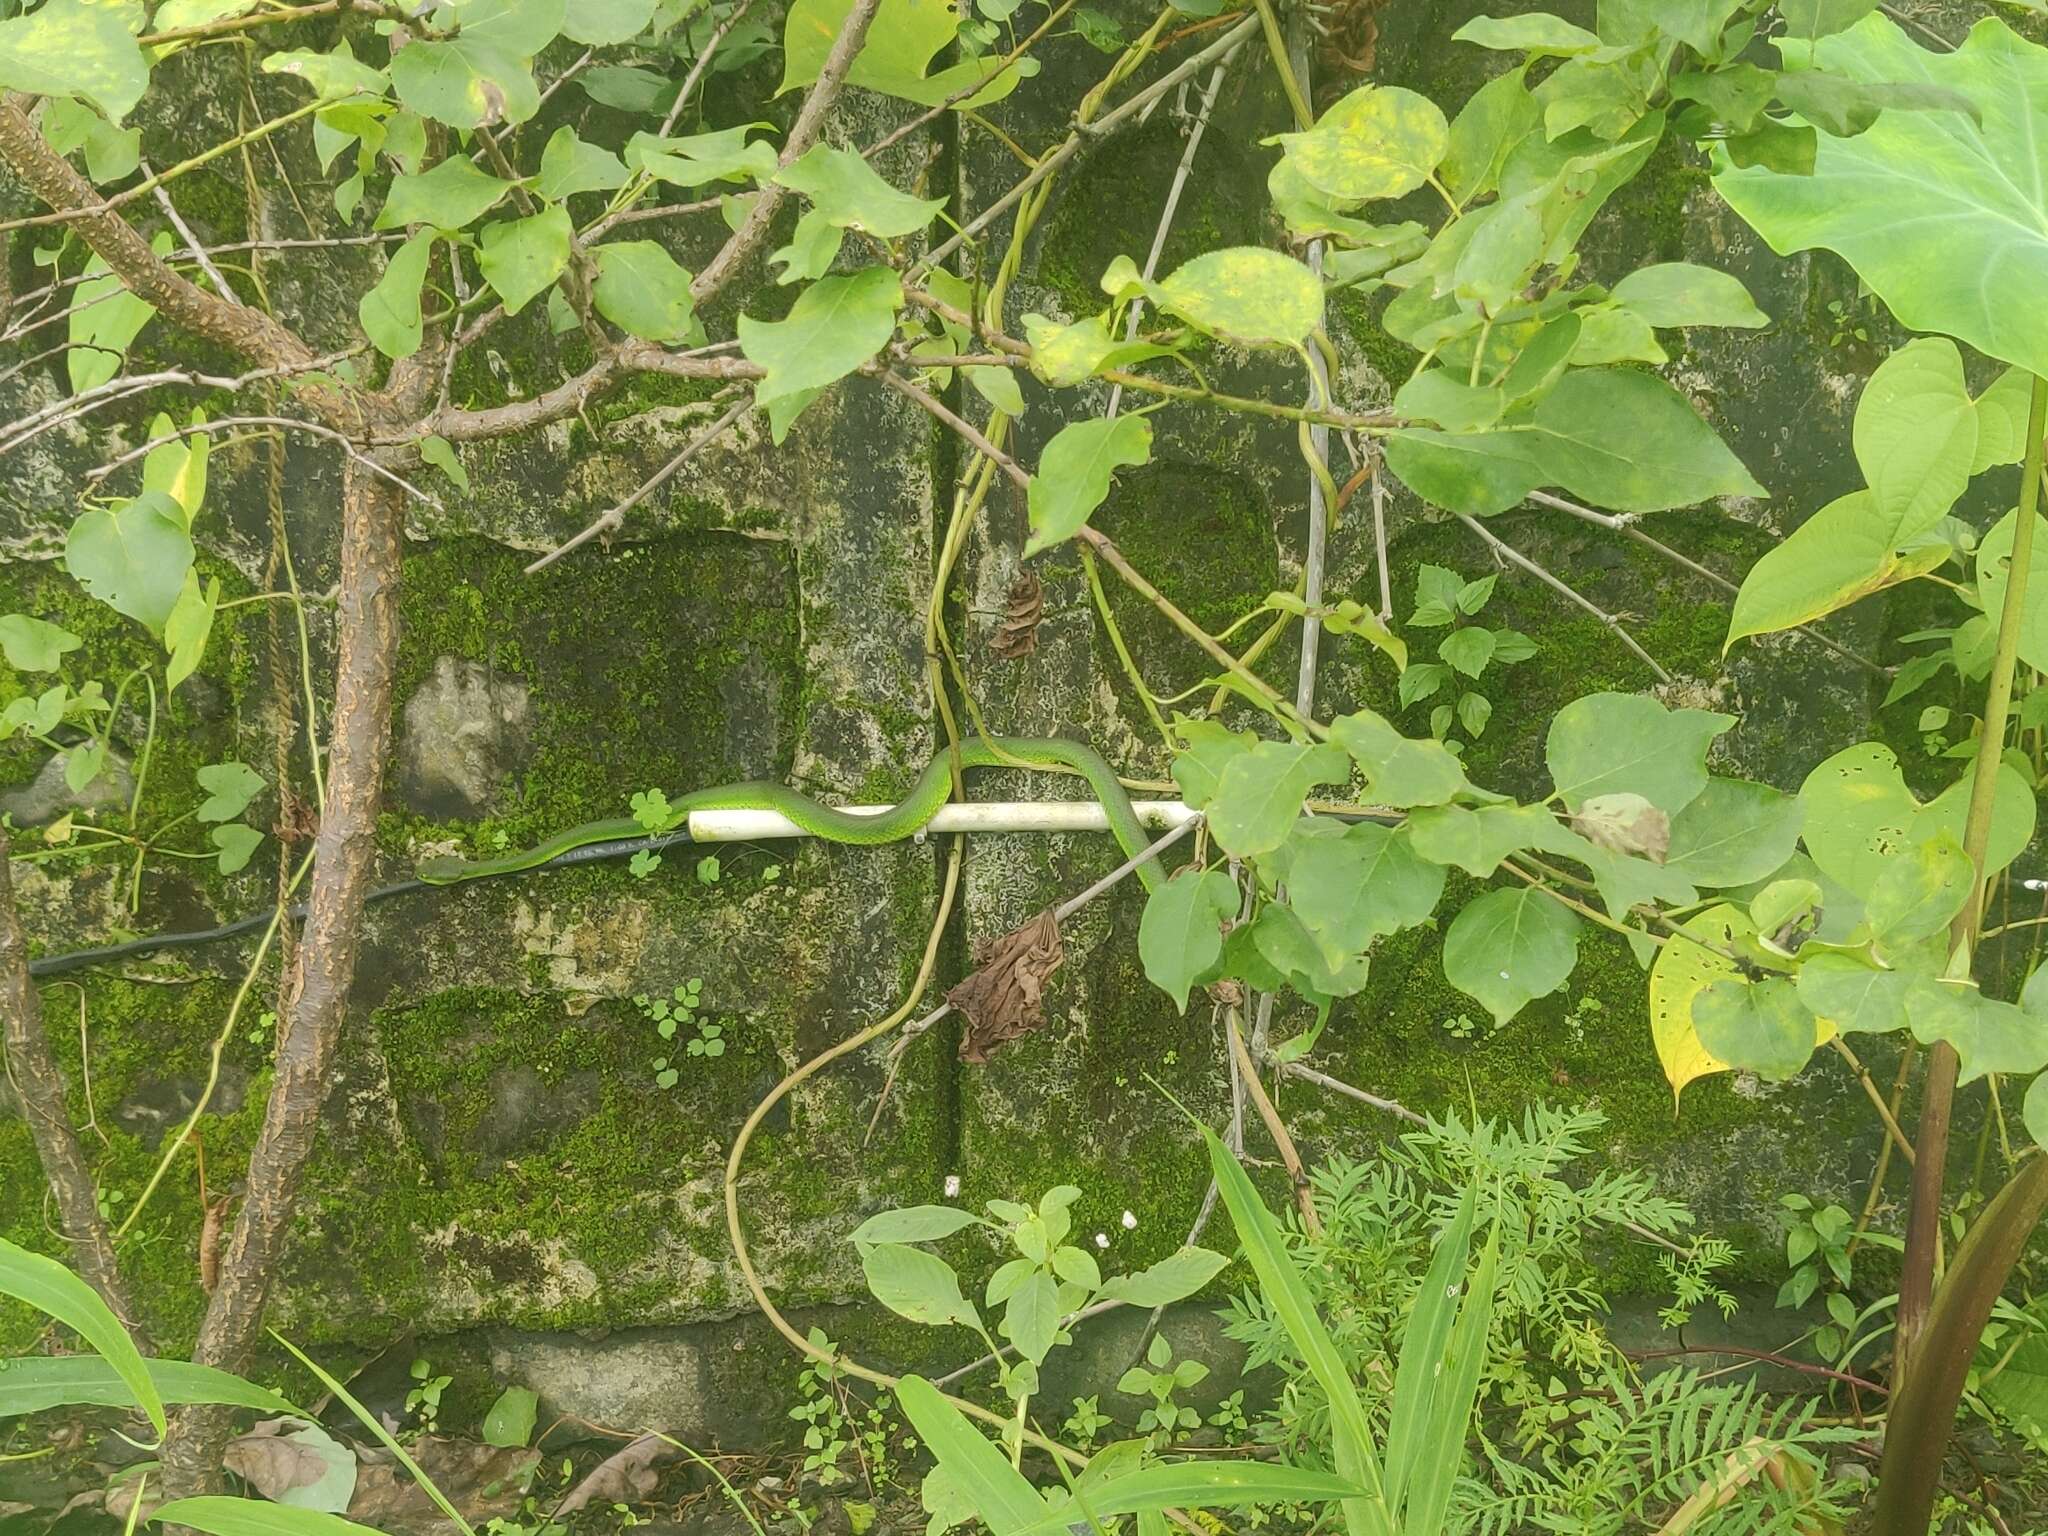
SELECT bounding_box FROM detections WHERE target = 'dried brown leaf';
[222,1417,354,1504]
[950,908,1064,1064]
[556,1433,671,1516]
[1570,791,1671,863]
[349,1438,540,1533]
[989,569,1045,660]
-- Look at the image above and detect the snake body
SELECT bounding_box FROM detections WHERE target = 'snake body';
[414,736,1165,891]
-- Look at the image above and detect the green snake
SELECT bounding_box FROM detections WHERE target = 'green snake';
[413,736,1166,891]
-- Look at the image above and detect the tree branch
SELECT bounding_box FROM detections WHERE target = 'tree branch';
[160,461,407,1495]
[0,833,146,1346]
[688,0,883,303]
[0,95,361,429]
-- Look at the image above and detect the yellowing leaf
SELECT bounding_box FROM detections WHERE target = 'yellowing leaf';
[1268,84,1450,203]
[1726,490,1947,648]
[1650,905,1830,1102]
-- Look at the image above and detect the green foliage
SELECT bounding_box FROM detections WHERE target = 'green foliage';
[738,267,904,442]
[1024,415,1153,555]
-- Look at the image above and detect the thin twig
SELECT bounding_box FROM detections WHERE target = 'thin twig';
[85,415,443,512]
[1227,1010,1321,1235]
[1454,510,1673,683]
[1830,1037,1916,1166]
[144,162,240,304]
[525,393,754,574]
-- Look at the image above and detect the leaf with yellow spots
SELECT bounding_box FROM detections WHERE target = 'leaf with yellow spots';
[1113,247,1324,350]
[1266,84,1449,204]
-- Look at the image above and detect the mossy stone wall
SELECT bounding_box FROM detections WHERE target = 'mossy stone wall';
[0,0,1960,1442]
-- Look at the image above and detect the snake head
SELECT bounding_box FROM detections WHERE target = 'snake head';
[415,854,468,884]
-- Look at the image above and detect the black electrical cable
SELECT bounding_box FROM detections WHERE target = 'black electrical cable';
[25,828,695,979]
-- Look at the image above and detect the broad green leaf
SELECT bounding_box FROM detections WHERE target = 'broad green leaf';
[1671,63,1778,133]
[774,143,945,237]
[626,126,778,188]
[66,491,193,636]
[1000,1270,1059,1365]
[1780,0,1879,39]
[1693,978,1818,1080]
[211,823,263,875]
[860,1242,979,1328]
[0,1355,299,1419]
[1442,885,1581,1024]
[0,614,82,672]
[1269,83,1450,203]
[1770,67,1978,139]
[1569,305,1666,366]
[561,0,658,44]
[1023,415,1152,555]
[1406,802,1554,877]
[262,42,386,101]
[850,1206,981,1243]
[1249,902,1372,1001]
[0,0,146,121]
[477,204,570,315]
[1796,952,1912,1035]
[451,0,564,55]
[1725,490,1947,647]
[152,1500,393,1536]
[1866,830,1972,946]
[1169,719,1255,810]
[1138,868,1237,1012]
[164,570,220,693]
[1141,248,1324,348]
[1662,777,1802,887]
[388,36,538,129]
[1442,65,1540,203]
[1095,1247,1228,1306]
[1974,511,2048,674]
[2027,1072,2048,1152]
[1713,15,2048,383]
[1019,1465,1364,1535]
[781,0,1033,107]
[1393,369,1503,432]
[738,267,903,443]
[536,127,628,200]
[1546,692,1732,813]
[1970,368,2035,474]
[894,1376,1047,1536]
[195,761,264,823]
[1383,428,1546,516]
[1522,368,1764,512]
[1202,1129,1390,1535]
[1272,820,1446,961]
[69,249,157,392]
[42,95,140,181]
[1799,743,2035,892]
[357,230,436,359]
[0,1235,163,1438]
[376,156,511,230]
[1452,194,1545,313]
[141,411,208,524]
[1905,978,2048,1083]
[481,1385,537,1448]
[1610,263,1769,328]
[1329,708,1467,806]
[580,64,671,112]
[1206,740,1349,858]
[590,242,702,345]
[1451,12,1601,54]
[1852,337,1977,544]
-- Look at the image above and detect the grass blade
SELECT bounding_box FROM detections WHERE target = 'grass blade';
[1382,1184,1476,1513]
[1409,1219,1499,1534]
[1018,1461,1364,1534]
[271,1332,476,1536]
[0,1236,163,1439]
[151,1497,390,1536]
[1203,1126,1392,1536]
[893,1375,1049,1536]
[0,1356,301,1419]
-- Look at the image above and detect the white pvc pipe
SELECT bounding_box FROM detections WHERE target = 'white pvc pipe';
[687,798,1200,842]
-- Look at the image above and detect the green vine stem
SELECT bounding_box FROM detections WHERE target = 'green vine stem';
[1896,371,2048,1382]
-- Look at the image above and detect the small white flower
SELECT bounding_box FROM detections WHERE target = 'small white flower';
[1120,1209,1138,1230]
[1093,1232,1110,1250]
[943,1174,961,1199]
